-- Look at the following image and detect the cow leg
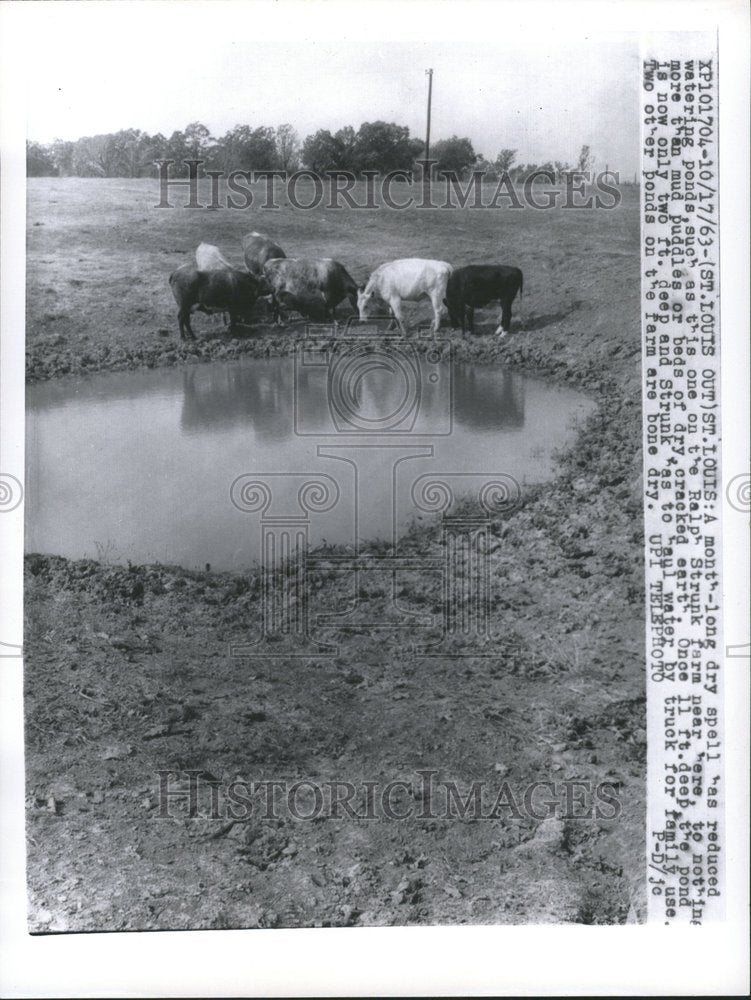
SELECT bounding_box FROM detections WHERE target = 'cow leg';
[178,308,194,340]
[387,297,408,336]
[467,305,475,335]
[271,293,284,326]
[383,303,398,332]
[495,299,511,337]
[429,290,445,336]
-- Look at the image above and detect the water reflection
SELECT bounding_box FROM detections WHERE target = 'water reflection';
[26,356,592,569]
[452,366,524,430]
[177,356,526,440]
[180,363,292,440]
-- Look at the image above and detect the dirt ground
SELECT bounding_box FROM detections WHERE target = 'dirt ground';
[24,178,646,930]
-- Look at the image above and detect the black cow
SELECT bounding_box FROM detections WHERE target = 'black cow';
[169,265,263,340]
[444,264,524,336]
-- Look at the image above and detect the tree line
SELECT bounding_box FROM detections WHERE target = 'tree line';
[26,119,594,181]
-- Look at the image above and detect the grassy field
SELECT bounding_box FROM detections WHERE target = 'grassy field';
[26,177,639,382]
[24,177,646,930]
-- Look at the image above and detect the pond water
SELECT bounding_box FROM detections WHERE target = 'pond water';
[26,353,594,571]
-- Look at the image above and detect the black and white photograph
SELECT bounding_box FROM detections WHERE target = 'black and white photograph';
[0,0,748,996]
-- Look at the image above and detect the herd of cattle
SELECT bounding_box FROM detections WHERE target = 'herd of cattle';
[168,231,524,341]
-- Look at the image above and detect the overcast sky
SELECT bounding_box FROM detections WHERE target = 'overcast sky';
[21,1,640,175]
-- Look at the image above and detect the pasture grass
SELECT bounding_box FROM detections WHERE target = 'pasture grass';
[26,176,640,386]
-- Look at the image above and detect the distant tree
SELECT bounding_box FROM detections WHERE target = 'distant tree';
[217,125,277,172]
[576,144,592,172]
[245,126,277,171]
[494,148,517,174]
[516,162,556,183]
[108,129,159,177]
[148,133,170,165]
[23,120,548,180]
[71,134,121,176]
[334,125,359,169]
[301,129,345,173]
[213,126,242,172]
[407,135,426,168]
[473,155,498,179]
[302,122,420,175]
[274,123,300,171]
[183,121,213,160]
[352,121,418,174]
[26,141,56,176]
[553,159,570,182]
[510,163,540,182]
[431,136,477,178]
[163,130,191,166]
[50,139,75,176]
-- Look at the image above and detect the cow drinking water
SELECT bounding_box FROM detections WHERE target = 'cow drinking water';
[357,258,452,335]
[169,265,264,340]
[263,257,359,324]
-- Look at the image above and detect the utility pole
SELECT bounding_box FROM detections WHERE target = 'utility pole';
[425,68,434,165]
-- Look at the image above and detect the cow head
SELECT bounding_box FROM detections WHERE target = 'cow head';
[295,292,330,322]
[255,274,272,297]
[356,285,373,321]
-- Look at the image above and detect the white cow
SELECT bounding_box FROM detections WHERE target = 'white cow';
[357,258,453,335]
[195,242,233,270]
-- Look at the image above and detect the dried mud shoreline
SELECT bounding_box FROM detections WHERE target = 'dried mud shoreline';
[25,309,624,391]
[25,287,647,930]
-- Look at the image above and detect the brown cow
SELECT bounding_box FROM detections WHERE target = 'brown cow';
[242,231,286,276]
[263,257,358,324]
[169,265,263,339]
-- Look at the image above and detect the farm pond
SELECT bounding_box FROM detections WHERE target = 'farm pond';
[26,354,595,570]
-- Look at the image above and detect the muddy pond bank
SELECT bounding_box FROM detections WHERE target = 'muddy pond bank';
[24,299,648,929]
[23,180,649,935]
